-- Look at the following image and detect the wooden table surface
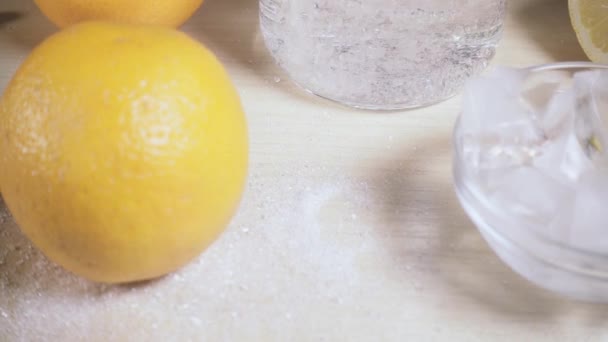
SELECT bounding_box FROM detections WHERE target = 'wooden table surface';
[1,0,607,341]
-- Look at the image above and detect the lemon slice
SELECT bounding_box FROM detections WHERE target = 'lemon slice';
[569,0,608,62]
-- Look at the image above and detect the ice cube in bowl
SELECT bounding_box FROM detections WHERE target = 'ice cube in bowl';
[453,62,608,302]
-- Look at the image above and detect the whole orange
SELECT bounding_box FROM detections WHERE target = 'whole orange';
[0,22,248,284]
[34,0,204,28]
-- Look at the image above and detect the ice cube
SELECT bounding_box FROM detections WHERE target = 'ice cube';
[460,67,544,172]
[537,132,594,184]
[461,67,535,137]
[481,166,575,226]
[573,70,608,162]
[535,85,575,140]
[567,168,608,253]
[521,79,562,119]
[530,89,595,184]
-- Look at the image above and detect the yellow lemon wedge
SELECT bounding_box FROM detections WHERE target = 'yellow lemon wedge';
[569,0,608,62]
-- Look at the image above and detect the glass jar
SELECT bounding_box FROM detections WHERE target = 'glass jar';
[453,62,608,302]
[260,0,507,110]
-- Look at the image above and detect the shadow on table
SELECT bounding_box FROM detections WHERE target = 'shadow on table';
[0,2,56,51]
[0,11,22,26]
[366,131,608,324]
[184,0,261,61]
[512,0,587,62]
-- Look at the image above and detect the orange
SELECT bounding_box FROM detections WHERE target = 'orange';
[0,22,249,284]
[34,0,204,28]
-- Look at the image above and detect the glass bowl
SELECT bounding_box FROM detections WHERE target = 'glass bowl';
[453,62,608,302]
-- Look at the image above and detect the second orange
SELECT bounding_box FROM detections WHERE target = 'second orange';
[34,0,204,28]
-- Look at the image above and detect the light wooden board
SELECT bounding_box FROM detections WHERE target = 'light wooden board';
[1,0,606,341]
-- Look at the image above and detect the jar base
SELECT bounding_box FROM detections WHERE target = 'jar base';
[293,78,461,111]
